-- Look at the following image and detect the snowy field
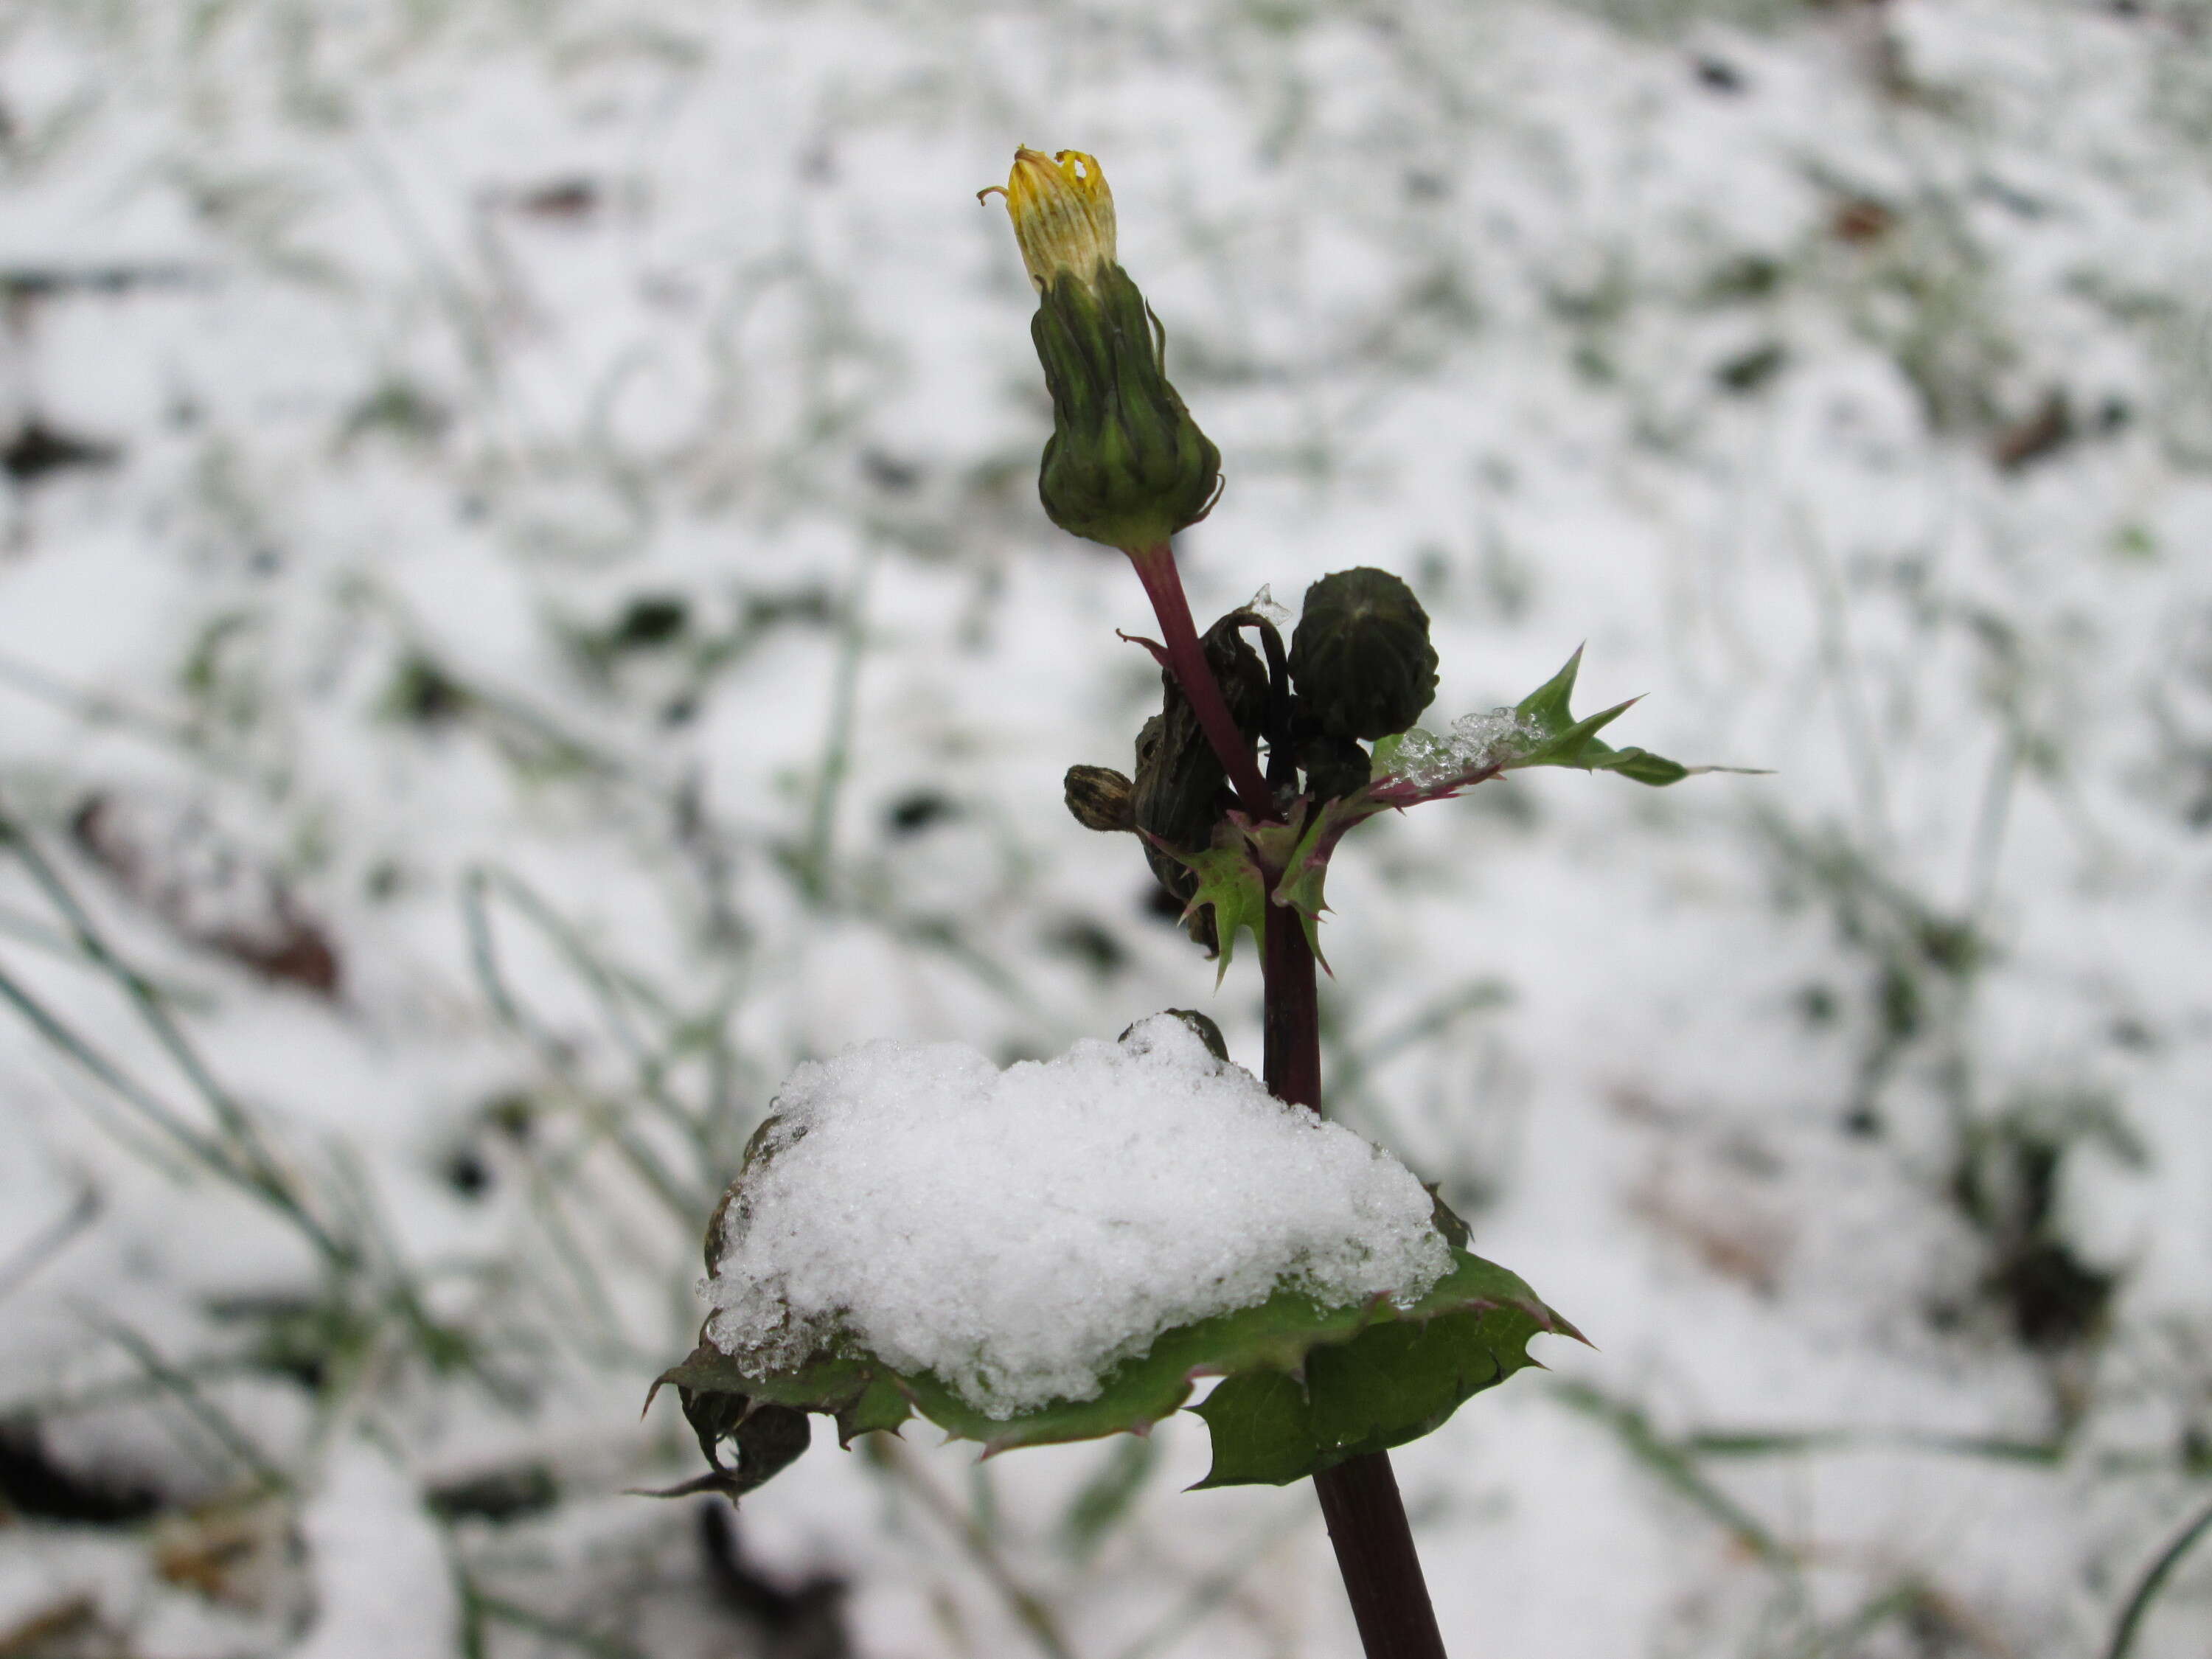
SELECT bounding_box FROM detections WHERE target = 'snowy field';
[3,0,2211,1655]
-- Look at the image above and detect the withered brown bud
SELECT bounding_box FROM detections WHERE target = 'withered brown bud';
[1131,613,1269,949]
[1064,765,1136,832]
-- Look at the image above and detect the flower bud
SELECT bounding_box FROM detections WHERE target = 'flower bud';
[981,149,1221,553]
[1288,568,1439,742]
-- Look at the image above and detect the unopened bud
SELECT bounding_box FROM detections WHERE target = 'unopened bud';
[1288,568,1439,742]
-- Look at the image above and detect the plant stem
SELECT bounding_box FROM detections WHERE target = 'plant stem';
[1261,899,1322,1113]
[1263,915,1450,1659]
[1125,538,1449,1656]
[1124,544,1276,821]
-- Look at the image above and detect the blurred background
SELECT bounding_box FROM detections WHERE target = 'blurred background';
[2,0,2209,1654]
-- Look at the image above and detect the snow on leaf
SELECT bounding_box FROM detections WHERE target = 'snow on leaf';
[656,1019,1572,1492]
[661,1242,1573,1483]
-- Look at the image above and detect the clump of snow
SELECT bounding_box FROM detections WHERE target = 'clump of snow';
[703,1015,1450,1419]
[1382,709,1536,790]
[1243,585,1291,627]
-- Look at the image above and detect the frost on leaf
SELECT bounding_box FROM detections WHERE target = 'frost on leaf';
[1372,709,1537,793]
[657,1016,1574,1489]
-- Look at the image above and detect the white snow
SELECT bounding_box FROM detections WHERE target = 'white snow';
[3,1,2210,1654]
[289,1445,459,1659]
[705,1014,1450,1416]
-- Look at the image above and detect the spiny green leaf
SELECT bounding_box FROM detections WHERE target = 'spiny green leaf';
[1307,1308,1530,1458]
[1150,823,1270,984]
[835,1374,914,1445]
[1267,795,1388,970]
[1190,1370,1313,1486]
[1514,696,1638,770]
[1147,807,1338,982]
[658,1246,1574,1484]
[1501,648,1731,788]
[1592,748,1691,787]
[1514,645,1585,736]
[1191,1253,1566,1487]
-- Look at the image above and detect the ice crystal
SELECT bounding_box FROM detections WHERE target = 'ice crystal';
[1382,709,1534,790]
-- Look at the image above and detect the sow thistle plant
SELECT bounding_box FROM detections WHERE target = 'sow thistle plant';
[654,147,1745,1657]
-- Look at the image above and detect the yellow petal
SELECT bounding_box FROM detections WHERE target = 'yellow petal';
[978,146,1117,291]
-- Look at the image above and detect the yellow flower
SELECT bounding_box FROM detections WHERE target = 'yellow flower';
[978,147,1117,293]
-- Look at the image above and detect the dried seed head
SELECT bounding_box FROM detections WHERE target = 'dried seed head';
[1064,765,1136,832]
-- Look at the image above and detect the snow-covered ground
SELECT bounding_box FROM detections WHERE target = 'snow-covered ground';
[2,0,2209,1654]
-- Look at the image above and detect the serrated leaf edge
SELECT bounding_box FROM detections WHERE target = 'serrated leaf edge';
[653,1248,1576,1467]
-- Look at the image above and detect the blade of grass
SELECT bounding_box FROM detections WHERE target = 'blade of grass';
[0,904,214,1008]
[80,1311,288,1494]
[869,1435,1080,1659]
[0,1355,269,1422]
[1686,1425,2064,1467]
[1109,1503,1310,1659]
[0,1184,99,1303]
[0,651,220,769]
[2104,1494,2212,1659]
[522,1166,637,1357]
[1552,1381,1792,1567]
[459,869,710,1224]
[794,546,878,906]
[4,824,262,1149]
[0,955,233,1174]
[471,1591,647,1659]
[462,865,713,1164]
[0,821,352,1267]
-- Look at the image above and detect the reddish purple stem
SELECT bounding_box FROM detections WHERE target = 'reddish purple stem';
[1266,914,1450,1659]
[1124,543,1277,822]
[1126,539,1450,1658]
